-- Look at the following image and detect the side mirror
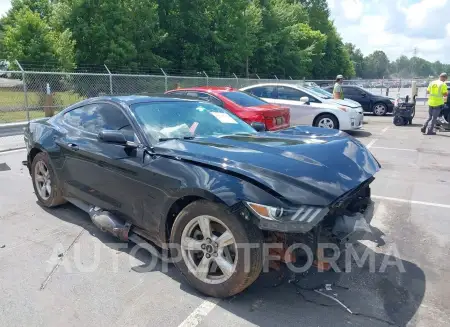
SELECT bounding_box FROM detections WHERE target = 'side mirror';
[251,122,266,132]
[98,130,131,146]
[361,92,367,97]
[300,96,310,104]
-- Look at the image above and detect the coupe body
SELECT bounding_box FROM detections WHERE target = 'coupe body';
[165,86,290,131]
[24,96,380,298]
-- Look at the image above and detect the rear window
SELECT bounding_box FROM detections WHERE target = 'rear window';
[221,91,268,107]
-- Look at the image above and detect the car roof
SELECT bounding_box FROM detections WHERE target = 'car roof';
[241,83,301,89]
[74,95,202,107]
[169,86,237,93]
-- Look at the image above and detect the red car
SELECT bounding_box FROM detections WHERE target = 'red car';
[165,86,290,131]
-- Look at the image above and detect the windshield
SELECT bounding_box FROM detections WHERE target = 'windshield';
[220,91,268,107]
[131,101,257,141]
[295,85,330,99]
[307,86,332,99]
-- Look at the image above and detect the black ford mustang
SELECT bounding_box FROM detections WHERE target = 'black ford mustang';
[24,96,380,297]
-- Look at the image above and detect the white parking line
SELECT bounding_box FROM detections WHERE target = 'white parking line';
[380,126,390,134]
[366,139,378,149]
[371,146,417,152]
[372,195,450,209]
[178,297,220,327]
[0,148,26,155]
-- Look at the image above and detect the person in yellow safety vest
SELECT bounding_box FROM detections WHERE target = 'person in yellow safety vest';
[333,75,344,100]
[421,73,448,135]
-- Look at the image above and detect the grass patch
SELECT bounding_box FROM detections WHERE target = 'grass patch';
[0,110,61,123]
[0,90,84,108]
[0,90,84,123]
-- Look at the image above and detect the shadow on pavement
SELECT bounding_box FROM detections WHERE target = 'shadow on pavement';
[347,130,372,138]
[42,202,425,327]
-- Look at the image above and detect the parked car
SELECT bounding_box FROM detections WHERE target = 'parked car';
[24,95,380,298]
[240,83,364,130]
[323,85,395,116]
[305,85,364,108]
[165,86,290,131]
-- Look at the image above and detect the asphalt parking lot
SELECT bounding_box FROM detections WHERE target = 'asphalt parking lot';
[1,105,449,327]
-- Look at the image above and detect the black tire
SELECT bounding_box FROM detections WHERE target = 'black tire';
[372,102,388,116]
[31,152,66,207]
[170,200,263,298]
[313,113,339,129]
[393,116,404,126]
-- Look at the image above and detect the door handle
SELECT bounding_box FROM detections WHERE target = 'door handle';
[67,143,79,151]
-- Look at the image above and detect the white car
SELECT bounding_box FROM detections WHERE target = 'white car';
[240,83,364,131]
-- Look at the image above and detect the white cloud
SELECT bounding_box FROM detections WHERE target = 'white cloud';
[0,0,11,17]
[340,0,364,21]
[329,0,450,63]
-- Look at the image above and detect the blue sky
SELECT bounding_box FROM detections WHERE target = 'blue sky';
[328,0,450,63]
[1,0,449,63]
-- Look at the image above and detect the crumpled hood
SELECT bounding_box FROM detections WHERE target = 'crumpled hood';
[153,126,380,206]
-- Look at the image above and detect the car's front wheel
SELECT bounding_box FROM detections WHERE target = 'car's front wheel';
[372,103,387,116]
[31,152,66,207]
[314,114,339,129]
[170,200,263,298]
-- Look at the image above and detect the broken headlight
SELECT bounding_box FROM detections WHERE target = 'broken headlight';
[245,202,329,223]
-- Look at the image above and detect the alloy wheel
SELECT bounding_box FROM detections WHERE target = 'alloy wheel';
[373,104,386,115]
[180,215,237,284]
[34,160,52,200]
[318,117,335,129]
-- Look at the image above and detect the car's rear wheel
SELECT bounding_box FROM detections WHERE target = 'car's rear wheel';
[314,114,339,129]
[373,103,387,116]
[170,200,263,298]
[31,152,66,207]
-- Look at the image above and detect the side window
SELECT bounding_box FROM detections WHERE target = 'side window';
[205,94,224,108]
[277,86,319,102]
[167,91,187,96]
[186,91,200,98]
[245,86,277,99]
[185,91,224,107]
[63,103,135,140]
[277,86,302,101]
[343,87,357,96]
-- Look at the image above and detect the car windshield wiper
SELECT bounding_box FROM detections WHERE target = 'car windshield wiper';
[158,136,196,142]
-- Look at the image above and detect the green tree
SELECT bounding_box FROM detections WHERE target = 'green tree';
[409,56,433,78]
[252,0,326,78]
[345,43,364,77]
[299,0,355,78]
[312,21,355,78]
[299,0,329,33]
[2,7,75,71]
[390,55,411,77]
[363,50,389,78]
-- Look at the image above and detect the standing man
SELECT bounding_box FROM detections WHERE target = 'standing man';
[333,75,344,100]
[422,73,448,135]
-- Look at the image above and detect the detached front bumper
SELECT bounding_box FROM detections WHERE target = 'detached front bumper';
[331,200,375,246]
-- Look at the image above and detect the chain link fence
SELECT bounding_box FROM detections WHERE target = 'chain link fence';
[0,67,430,125]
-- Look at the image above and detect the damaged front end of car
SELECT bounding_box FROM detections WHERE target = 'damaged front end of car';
[236,177,376,271]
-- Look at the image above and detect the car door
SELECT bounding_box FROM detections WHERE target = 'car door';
[342,87,367,110]
[354,87,372,111]
[57,102,151,228]
[276,86,321,126]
